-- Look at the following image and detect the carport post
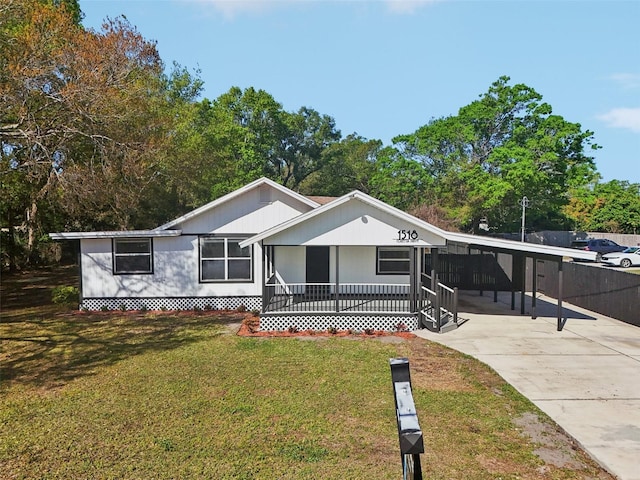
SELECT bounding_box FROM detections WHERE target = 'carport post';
[557,260,564,331]
[510,254,516,311]
[493,252,498,303]
[520,255,526,315]
[531,258,537,319]
[479,249,484,296]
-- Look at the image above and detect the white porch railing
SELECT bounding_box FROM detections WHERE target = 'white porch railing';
[263,279,412,313]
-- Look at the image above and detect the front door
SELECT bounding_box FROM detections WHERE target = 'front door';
[306,246,330,300]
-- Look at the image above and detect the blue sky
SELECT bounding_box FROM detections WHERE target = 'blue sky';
[80,0,640,184]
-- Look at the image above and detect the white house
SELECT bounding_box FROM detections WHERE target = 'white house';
[50,177,597,332]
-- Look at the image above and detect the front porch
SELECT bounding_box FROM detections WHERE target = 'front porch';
[258,275,459,333]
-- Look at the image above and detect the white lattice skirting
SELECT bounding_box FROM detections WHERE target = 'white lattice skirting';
[259,313,419,332]
[81,296,262,312]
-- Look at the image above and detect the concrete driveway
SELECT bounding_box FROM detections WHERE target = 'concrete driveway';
[413,291,640,480]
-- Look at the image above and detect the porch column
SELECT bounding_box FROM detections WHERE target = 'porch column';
[335,246,340,313]
[409,247,416,313]
[261,241,267,313]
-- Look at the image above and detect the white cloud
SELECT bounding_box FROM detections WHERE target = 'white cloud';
[384,0,440,14]
[182,0,440,19]
[184,0,290,20]
[609,73,640,89]
[597,108,640,133]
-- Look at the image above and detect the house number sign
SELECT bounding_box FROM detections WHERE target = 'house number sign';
[397,229,419,241]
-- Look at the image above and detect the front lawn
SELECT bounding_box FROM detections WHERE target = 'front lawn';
[0,269,614,479]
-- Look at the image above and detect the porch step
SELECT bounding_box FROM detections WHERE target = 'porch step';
[439,319,459,333]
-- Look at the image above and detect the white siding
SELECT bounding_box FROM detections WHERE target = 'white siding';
[274,246,305,284]
[81,236,263,298]
[178,185,313,234]
[265,200,447,247]
[272,245,409,285]
[79,183,314,300]
[338,246,409,285]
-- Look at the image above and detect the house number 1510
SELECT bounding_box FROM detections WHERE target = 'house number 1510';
[397,229,418,240]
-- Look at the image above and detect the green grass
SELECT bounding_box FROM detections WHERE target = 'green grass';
[0,269,614,479]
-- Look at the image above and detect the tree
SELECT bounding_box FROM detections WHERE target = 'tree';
[565,181,640,234]
[393,76,600,232]
[368,146,433,211]
[273,107,341,190]
[298,134,380,196]
[160,87,342,206]
[1,1,171,267]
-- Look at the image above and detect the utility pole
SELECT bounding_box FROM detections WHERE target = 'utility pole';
[519,196,530,242]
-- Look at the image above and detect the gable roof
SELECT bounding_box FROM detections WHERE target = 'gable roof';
[239,188,598,261]
[239,190,450,248]
[155,177,320,231]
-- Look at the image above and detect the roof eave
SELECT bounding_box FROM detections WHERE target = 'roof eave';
[49,230,182,240]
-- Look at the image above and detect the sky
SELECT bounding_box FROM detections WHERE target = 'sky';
[79,0,640,184]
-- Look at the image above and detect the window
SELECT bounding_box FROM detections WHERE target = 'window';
[377,247,410,275]
[200,237,252,282]
[113,239,153,274]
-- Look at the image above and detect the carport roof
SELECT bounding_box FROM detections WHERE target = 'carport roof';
[445,231,598,261]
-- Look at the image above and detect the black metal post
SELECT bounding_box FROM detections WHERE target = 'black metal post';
[520,255,526,315]
[531,258,537,319]
[557,260,564,331]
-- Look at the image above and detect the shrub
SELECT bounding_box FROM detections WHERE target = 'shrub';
[236,304,247,313]
[287,326,299,333]
[51,286,79,305]
[327,326,338,335]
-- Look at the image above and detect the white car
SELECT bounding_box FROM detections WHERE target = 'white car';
[601,247,640,268]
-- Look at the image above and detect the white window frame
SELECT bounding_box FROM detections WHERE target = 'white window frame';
[113,238,153,274]
[200,236,253,283]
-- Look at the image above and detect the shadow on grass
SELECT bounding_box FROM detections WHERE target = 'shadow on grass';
[1,309,245,390]
[1,266,247,390]
[1,265,80,310]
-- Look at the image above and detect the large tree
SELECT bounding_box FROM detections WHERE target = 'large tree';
[393,76,600,232]
[161,87,342,207]
[1,1,173,265]
[298,134,381,196]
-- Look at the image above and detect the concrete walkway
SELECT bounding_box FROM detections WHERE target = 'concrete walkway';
[413,291,640,480]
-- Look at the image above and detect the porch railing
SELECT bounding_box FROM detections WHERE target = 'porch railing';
[420,272,458,331]
[263,281,412,313]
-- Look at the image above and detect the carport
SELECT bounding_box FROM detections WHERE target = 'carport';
[433,232,598,331]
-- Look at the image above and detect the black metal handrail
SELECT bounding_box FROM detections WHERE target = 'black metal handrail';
[263,282,411,313]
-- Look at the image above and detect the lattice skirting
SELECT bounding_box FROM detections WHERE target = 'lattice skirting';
[259,313,419,332]
[81,296,262,312]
